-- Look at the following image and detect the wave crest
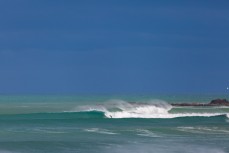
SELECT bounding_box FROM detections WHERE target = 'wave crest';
[70,99,229,119]
[104,99,172,118]
[71,99,172,118]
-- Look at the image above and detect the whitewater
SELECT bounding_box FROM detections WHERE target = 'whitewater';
[71,99,229,119]
[0,95,229,153]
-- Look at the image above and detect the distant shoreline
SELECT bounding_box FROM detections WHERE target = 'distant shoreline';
[171,99,229,106]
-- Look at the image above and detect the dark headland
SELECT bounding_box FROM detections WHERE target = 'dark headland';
[171,99,229,106]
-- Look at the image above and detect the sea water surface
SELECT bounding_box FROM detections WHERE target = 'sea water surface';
[0,94,228,153]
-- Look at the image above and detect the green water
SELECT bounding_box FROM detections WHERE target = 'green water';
[0,95,228,153]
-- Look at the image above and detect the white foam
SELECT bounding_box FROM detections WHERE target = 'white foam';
[34,129,67,134]
[105,112,224,118]
[84,128,117,135]
[136,129,161,137]
[103,100,224,118]
[72,105,107,112]
[177,126,229,134]
[72,99,228,119]
[110,100,171,118]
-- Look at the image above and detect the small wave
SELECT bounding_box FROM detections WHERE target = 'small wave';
[33,128,68,134]
[177,126,229,134]
[136,129,161,137]
[84,128,117,135]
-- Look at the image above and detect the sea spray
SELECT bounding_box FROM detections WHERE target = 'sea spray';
[70,99,229,118]
[104,100,172,118]
[0,96,229,153]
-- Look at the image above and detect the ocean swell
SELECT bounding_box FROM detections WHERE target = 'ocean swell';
[71,99,229,119]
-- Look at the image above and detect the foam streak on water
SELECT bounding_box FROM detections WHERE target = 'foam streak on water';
[0,96,229,153]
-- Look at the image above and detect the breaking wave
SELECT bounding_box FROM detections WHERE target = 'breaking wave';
[2,99,228,119]
[70,99,229,119]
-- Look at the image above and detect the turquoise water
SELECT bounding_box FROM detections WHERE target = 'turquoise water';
[0,95,228,153]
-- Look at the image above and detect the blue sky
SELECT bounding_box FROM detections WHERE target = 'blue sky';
[0,0,229,94]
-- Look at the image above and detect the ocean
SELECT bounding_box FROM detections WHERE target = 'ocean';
[0,94,228,153]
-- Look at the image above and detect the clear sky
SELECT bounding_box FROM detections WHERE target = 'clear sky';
[0,0,228,94]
